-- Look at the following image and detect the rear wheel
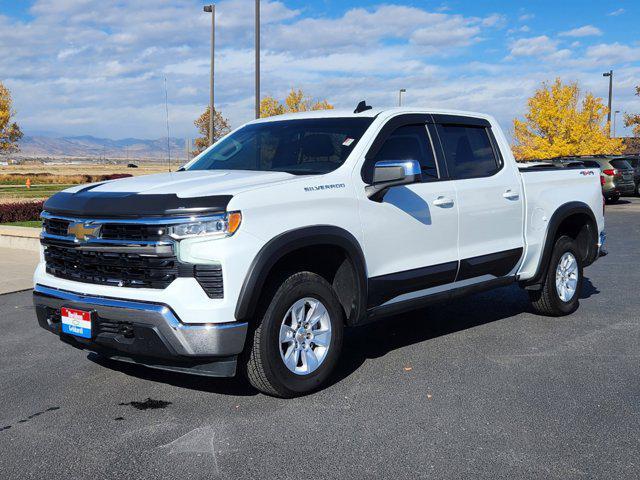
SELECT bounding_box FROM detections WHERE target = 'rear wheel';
[606,194,620,204]
[529,235,583,317]
[243,272,344,398]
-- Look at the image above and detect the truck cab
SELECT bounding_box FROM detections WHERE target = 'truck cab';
[34,106,605,397]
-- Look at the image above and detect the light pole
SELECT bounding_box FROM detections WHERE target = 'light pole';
[614,110,621,138]
[603,70,613,137]
[398,88,406,107]
[255,0,261,119]
[204,4,215,146]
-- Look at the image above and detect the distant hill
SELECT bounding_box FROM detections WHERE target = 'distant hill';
[18,135,189,160]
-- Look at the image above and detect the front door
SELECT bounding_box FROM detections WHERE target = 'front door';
[357,121,459,308]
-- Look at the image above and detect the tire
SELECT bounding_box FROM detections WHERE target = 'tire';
[243,272,344,398]
[636,183,640,197]
[529,235,583,317]
[606,194,620,204]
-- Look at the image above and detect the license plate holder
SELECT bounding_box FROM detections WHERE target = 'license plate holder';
[61,307,94,339]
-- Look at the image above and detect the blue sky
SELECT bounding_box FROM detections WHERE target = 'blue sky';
[0,0,638,140]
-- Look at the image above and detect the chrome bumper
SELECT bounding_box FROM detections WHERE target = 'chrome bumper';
[33,285,248,359]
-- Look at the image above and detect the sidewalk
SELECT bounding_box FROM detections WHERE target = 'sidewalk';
[0,247,39,295]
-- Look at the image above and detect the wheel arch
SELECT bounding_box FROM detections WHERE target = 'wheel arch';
[523,201,598,287]
[235,226,368,326]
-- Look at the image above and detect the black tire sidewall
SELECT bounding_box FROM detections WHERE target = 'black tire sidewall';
[258,273,344,396]
[546,236,583,315]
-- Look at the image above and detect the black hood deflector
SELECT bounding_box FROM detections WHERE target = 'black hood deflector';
[44,187,233,218]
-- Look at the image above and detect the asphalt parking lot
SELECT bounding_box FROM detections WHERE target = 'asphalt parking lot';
[1,199,639,480]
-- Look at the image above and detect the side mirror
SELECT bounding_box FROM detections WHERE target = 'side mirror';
[366,159,422,201]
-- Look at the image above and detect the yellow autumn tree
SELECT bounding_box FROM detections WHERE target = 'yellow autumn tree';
[193,106,231,155]
[513,78,623,160]
[0,81,23,154]
[623,85,640,137]
[260,89,334,118]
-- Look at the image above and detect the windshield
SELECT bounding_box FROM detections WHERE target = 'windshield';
[186,118,373,175]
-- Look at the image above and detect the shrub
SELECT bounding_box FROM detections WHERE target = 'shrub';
[0,173,133,185]
[0,201,44,223]
[101,174,132,181]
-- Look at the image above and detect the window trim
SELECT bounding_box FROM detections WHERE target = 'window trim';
[361,114,445,184]
[433,121,505,181]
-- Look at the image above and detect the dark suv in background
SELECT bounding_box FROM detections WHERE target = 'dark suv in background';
[553,156,636,203]
[624,155,640,196]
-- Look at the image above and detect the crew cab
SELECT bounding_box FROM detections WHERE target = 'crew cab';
[33,105,606,397]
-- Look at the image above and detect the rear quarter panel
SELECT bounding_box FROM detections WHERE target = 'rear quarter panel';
[518,167,604,280]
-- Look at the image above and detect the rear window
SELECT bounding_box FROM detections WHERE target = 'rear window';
[610,159,633,170]
[436,125,501,179]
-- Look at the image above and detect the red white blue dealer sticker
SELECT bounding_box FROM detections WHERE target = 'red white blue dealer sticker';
[61,307,92,339]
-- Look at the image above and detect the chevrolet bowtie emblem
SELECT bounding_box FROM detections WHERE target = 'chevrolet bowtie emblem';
[67,222,101,241]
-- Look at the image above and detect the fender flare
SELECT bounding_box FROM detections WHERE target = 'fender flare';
[524,201,597,287]
[235,226,368,324]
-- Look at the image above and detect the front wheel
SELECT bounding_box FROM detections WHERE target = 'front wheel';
[243,272,344,398]
[529,235,583,317]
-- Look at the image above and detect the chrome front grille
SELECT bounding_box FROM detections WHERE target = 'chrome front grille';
[40,212,225,296]
[43,217,70,237]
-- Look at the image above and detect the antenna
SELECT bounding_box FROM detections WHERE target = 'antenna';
[164,76,172,172]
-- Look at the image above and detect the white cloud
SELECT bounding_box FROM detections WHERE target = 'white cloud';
[586,43,640,63]
[519,13,534,21]
[608,8,625,17]
[559,25,602,37]
[1,0,638,140]
[509,36,558,57]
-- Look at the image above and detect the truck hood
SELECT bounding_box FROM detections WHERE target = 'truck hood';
[44,170,300,218]
[73,170,297,197]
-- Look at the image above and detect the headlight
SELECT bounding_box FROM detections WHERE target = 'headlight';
[169,212,242,240]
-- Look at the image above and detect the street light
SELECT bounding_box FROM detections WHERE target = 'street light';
[603,70,613,137]
[399,88,407,107]
[614,110,621,138]
[255,0,260,119]
[204,4,215,146]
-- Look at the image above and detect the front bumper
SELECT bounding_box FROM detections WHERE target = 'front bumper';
[33,284,248,377]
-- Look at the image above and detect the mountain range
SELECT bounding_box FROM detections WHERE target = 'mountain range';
[17,135,191,160]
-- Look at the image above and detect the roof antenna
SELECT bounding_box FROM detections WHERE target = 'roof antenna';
[354,101,373,114]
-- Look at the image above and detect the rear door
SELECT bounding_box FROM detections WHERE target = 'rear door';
[433,116,524,282]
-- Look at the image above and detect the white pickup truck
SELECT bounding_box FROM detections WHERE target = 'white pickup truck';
[34,104,606,397]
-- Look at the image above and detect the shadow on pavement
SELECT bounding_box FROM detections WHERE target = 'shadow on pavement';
[580,277,600,299]
[86,279,601,396]
[87,353,259,397]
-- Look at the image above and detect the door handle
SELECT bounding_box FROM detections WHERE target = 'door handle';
[503,190,520,200]
[433,196,454,208]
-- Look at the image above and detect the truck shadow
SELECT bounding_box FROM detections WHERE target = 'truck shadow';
[88,279,599,397]
[329,279,599,388]
[88,354,258,396]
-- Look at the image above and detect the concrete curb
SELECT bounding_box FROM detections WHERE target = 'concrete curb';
[0,226,41,252]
